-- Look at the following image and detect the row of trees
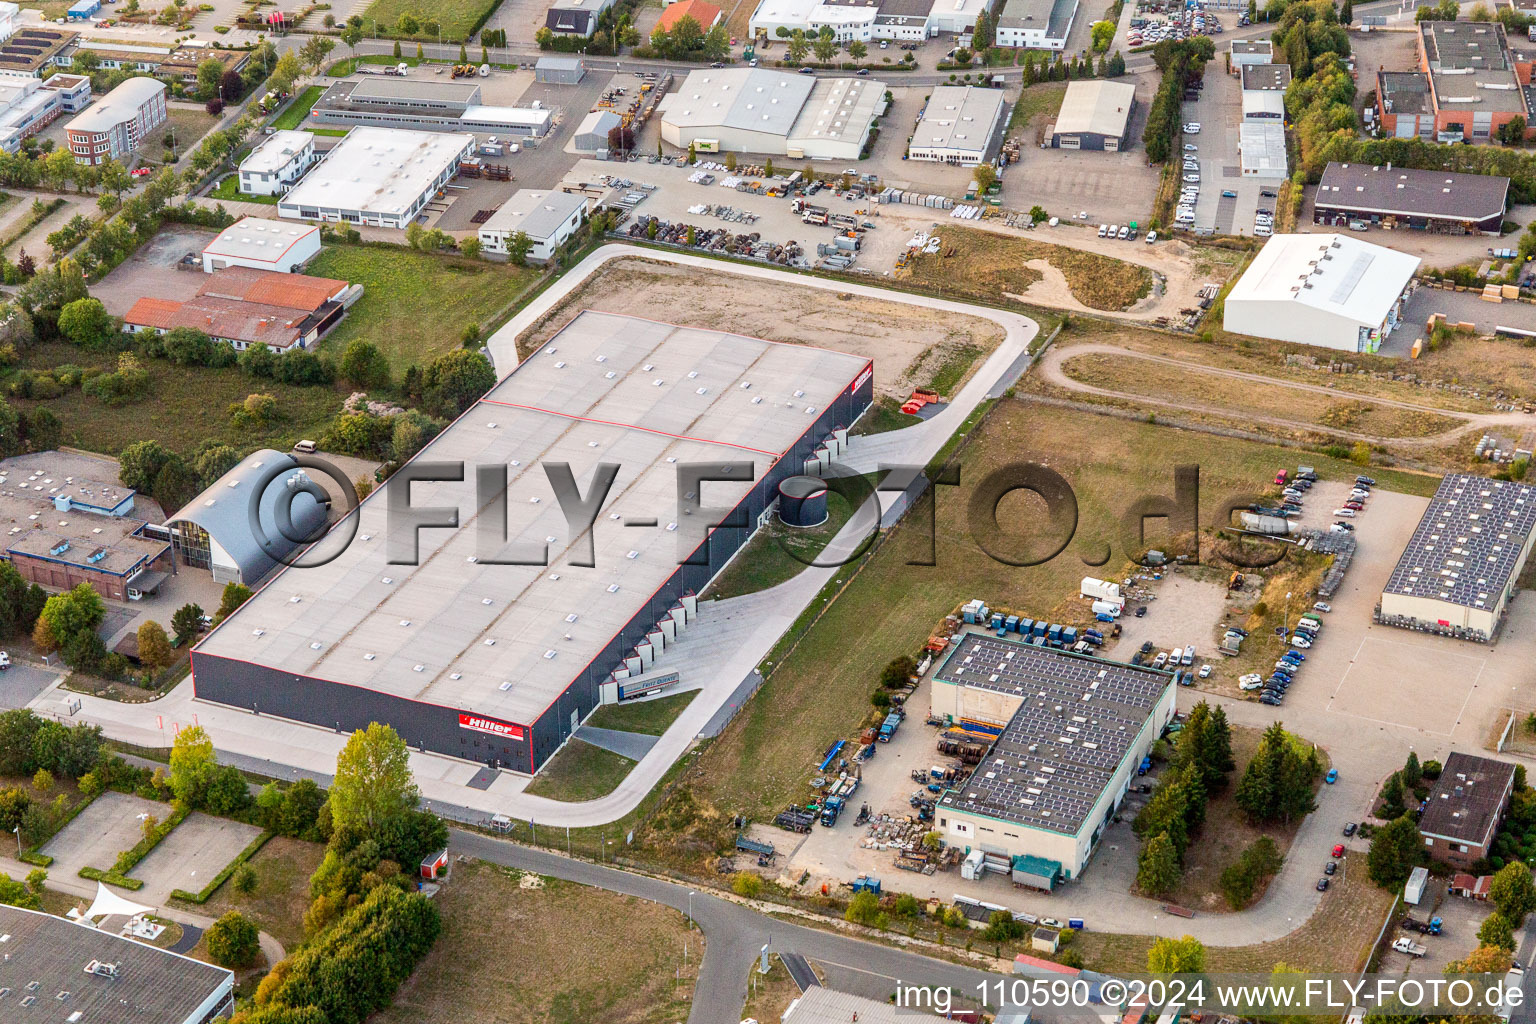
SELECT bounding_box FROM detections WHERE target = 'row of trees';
[1133,702,1235,897]
[647,16,730,61]
[1143,38,1215,165]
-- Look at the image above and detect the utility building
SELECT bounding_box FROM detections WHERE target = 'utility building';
[1313,162,1509,235]
[1379,474,1536,641]
[192,311,873,775]
[908,85,1007,164]
[930,634,1176,885]
[276,126,476,229]
[1222,233,1420,352]
[1048,79,1135,150]
[659,69,885,160]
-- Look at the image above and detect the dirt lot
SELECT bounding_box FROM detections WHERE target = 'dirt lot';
[39,790,167,880]
[129,811,264,904]
[92,224,218,316]
[377,859,700,1024]
[518,255,1004,402]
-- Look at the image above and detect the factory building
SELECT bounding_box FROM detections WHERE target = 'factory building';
[994,0,1078,49]
[311,78,553,138]
[659,68,885,160]
[1312,162,1509,235]
[1379,474,1536,641]
[0,904,234,1024]
[276,126,476,229]
[1222,233,1419,352]
[191,311,873,775]
[201,217,322,274]
[930,634,1176,885]
[1048,79,1135,150]
[907,85,1007,165]
[1375,22,1532,143]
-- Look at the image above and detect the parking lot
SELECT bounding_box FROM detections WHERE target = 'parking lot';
[1383,885,1489,976]
[1181,64,1272,237]
[129,811,263,903]
[0,664,59,710]
[92,224,216,317]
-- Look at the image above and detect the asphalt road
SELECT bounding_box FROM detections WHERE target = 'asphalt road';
[449,828,1015,1023]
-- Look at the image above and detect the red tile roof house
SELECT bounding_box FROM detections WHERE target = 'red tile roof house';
[122,266,353,353]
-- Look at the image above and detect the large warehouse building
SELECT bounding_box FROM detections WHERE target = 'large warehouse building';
[1312,162,1509,235]
[659,69,885,160]
[311,78,553,138]
[1048,79,1134,151]
[192,312,873,774]
[931,633,1176,885]
[1221,233,1420,353]
[908,85,1007,165]
[747,0,987,42]
[1379,474,1536,641]
[276,126,475,229]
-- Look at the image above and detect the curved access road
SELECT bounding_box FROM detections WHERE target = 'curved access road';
[1037,342,1536,446]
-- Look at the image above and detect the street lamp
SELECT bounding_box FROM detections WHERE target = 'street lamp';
[687,890,695,930]
[12,825,19,856]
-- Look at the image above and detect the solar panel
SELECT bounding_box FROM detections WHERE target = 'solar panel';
[936,635,1172,836]
[1383,474,1536,610]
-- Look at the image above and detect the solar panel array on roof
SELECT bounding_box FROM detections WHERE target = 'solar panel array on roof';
[1383,474,1536,610]
[936,635,1172,836]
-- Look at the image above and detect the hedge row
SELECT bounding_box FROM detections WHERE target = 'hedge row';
[78,866,142,890]
[170,830,273,904]
[77,803,189,887]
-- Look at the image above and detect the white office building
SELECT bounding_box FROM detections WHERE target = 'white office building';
[995,0,1078,49]
[1222,233,1420,353]
[0,70,89,153]
[907,85,1006,165]
[237,129,316,196]
[747,0,987,42]
[276,126,475,229]
[201,217,321,273]
[478,189,587,262]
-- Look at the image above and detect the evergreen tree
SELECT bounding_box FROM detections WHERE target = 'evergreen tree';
[1403,751,1422,789]
[1340,0,1352,23]
[1380,772,1406,819]
[1137,832,1181,897]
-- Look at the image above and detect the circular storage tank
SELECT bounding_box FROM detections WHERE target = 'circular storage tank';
[778,475,828,528]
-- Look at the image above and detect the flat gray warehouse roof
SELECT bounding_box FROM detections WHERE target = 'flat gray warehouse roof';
[198,312,870,724]
[1315,162,1509,222]
[936,635,1172,836]
[1384,474,1536,611]
[912,85,1006,153]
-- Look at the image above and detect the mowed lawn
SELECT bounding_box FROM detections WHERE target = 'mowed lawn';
[655,398,1441,832]
[12,343,344,456]
[585,691,697,736]
[377,860,701,1024]
[185,836,324,952]
[271,86,322,132]
[524,740,636,803]
[305,246,537,374]
[360,0,500,41]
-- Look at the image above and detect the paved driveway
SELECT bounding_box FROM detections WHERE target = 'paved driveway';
[0,664,60,710]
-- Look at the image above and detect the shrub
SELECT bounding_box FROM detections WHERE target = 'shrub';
[207,910,260,968]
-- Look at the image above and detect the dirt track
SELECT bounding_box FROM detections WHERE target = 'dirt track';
[1037,342,1536,446]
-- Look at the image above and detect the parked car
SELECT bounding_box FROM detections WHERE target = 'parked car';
[1356,476,1376,486]
[1183,122,1202,133]
[1221,189,1237,198]
[1260,694,1282,706]
[1291,635,1313,649]
[1325,860,1337,875]
[1326,768,1338,784]
[1198,664,1211,679]
[1332,521,1354,531]
[1342,823,1357,837]
[1135,605,1147,617]
[1098,224,1109,237]
[1117,225,1130,240]
[1152,652,1168,669]
[1314,602,1331,613]
[1333,843,1346,856]
[1333,508,1357,518]
[1183,143,1198,151]
[1140,640,1155,654]
[1239,673,1264,689]
[1146,231,1158,244]
[1317,878,1330,891]
[1183,175,1200,183]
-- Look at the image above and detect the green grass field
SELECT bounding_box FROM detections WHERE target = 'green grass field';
[305,245,538,374]
[209,175,278,205]
[585,692,697,736]
[11,342,343,457]
[270,86,322,132]
[358,0,500,41]
[704,477,874,599]
[523,740,636,802]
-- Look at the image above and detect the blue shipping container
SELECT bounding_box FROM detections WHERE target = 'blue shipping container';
[989,613,1004,629]
[1032,621,1047,637]
[1018,617,1033,635]
[1005,615,1019,632]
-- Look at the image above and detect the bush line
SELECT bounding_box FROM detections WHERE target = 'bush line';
[170,831,273,904]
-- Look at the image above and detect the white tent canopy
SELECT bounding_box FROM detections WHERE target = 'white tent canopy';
[80,882,153,924]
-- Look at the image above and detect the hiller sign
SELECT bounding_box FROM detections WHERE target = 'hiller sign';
[458,713,523,741]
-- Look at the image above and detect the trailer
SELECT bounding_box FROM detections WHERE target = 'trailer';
[774,807,816,833]
[735,834,777,859]
[1080,577,1124,604]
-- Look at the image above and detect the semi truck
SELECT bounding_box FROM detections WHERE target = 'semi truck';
[821,794,846,826]
[879,711,902,741]
[1400,915,1443,935]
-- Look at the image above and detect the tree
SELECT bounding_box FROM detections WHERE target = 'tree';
[1379,771,1406,819]
[1489,862,1536,926]
[459,236,481,259]
[171,603,203,647]
[1147,935,1205,974]
[1136,832,1181,897]
[1480,911,1517,951]
[234,863,258,895]
[56,297,115,350]
[1402,751,1422,788]
[338,340,391,391]
[393,40,403,58]
[169,724,216,807]
[1235,723,1318,824]
[220,69,243,101]
[787,29,809,63]
[848,39,867,61]
[880,654,917,689]
[506,229,533,266]
[153,456,197,511]
[732,871,762,897]
[607,124,636,156]
[972,163,997,192]
[269,52,303,97]
[1498,115,1527,147]
[196,57,224,102]
[1340,0,1352,22]
[423,350,496,418]
[330,723,419,832]
[39,584,103,649]
[845,890,880,925]
[206,911,260,968]
[813,35,836,62]
[31,768,50,792]
[1367,815,1423,889]
[192,443,240,488]
[136,621,172,673]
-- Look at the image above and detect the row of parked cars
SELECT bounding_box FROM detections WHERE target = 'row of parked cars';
[1332,475,1375,522]
[1175,132,1203,227]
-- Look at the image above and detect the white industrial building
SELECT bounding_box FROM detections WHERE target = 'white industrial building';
[1048,79,1135,150]
[477,188,587,261]
[1380,474,1536,641]
[1231,38,1273,66]
[930,634,1176,885]
[659,69,885,160]
[1241,89,1285,123]
[237,128,316,196]
[201,217,321,273]
[995,0,1079,50]
[276,126,475,229]
[907,85,1006,165]
[1238,122,1287,178]
[0,3,17,45]
[1222,233,1420,353]
[573,108,620,152]
[0,70,89,153]
[748,0,987,41]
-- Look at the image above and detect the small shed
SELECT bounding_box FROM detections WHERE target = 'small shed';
[420,848,449,880]
[67,0,101,18]
[1404,864,1429,905]
[1031,927,1061,954]
[535,56,585,85]
[574,109,620,153]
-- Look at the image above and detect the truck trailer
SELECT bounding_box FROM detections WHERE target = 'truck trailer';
[1080,577,1123,604]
